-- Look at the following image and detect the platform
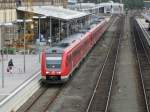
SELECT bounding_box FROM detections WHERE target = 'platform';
[136,18,149,29]
[0,54,40,112]
[136,18,150,45]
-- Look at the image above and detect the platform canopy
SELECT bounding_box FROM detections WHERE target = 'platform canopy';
[17,6,89,21]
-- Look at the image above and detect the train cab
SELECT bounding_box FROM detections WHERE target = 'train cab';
[41,47,64,83]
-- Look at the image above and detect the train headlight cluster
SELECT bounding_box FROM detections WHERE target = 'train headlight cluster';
[56,71,61,75]
[46,71,61,75]
[46,72,49,74]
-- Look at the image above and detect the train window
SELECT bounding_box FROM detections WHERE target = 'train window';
[51,50,56,53]
[46,57,62,70]
[46,53,62,57]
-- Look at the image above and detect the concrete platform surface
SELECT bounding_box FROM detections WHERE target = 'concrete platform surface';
[0,54,40,102]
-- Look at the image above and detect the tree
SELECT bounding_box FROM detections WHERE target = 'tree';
[123,0,144,8]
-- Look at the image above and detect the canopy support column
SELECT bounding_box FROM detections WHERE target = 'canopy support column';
[38,17,41,41]
[49,17,52,46]
[59,19,61,41]
[67,21,69,37]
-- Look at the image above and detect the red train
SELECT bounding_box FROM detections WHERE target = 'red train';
[41,19,108,83]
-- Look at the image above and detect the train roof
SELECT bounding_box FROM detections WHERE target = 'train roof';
[45,18,106,54]
[45,47,64,54]
[45,33,85,54]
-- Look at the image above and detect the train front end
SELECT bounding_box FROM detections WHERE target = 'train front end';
[41,48,67,83]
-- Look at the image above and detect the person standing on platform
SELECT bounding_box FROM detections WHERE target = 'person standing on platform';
[7,59,14,74]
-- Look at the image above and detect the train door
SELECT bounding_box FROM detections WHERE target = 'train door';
[65,53,72,74]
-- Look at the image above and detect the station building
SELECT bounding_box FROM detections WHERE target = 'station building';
[0,0,88,53]
[68,1,124,14]
[97,1,124,14]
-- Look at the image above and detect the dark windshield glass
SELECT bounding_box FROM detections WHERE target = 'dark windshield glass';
[46,57,61,70]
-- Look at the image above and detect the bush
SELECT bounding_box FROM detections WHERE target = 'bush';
[2,48,16,54]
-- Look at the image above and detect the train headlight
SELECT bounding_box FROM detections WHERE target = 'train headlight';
[46,72,49,74]
[56,71,61,75]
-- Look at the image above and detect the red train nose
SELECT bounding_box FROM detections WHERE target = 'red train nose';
[51,71,55,75]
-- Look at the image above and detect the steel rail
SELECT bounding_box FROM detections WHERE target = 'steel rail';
[86,31,115,112]
[42,86,63,112]
[132,19,150,112]
[104,20,123,112]
[18,84,63,112]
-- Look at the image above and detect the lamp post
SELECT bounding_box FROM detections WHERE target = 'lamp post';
[23,19,26,73]
[0,24,4,88]
[0,22,13,88]
[5,23,13,59]
[67,21,69,37]
[0,25,4,87]
[49,17,52,46]
[120,0,122,3]
[1,49,4,88]
[33,16,47,42]
[16,19,32,73]
[38,17,41,41]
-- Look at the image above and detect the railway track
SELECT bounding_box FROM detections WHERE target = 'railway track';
[16,84,63,112]
[131,17,150,112]
[86,16,124,112]
[16,16,116,112]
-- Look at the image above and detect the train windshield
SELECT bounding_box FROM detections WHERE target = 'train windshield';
[46,57,62,70]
